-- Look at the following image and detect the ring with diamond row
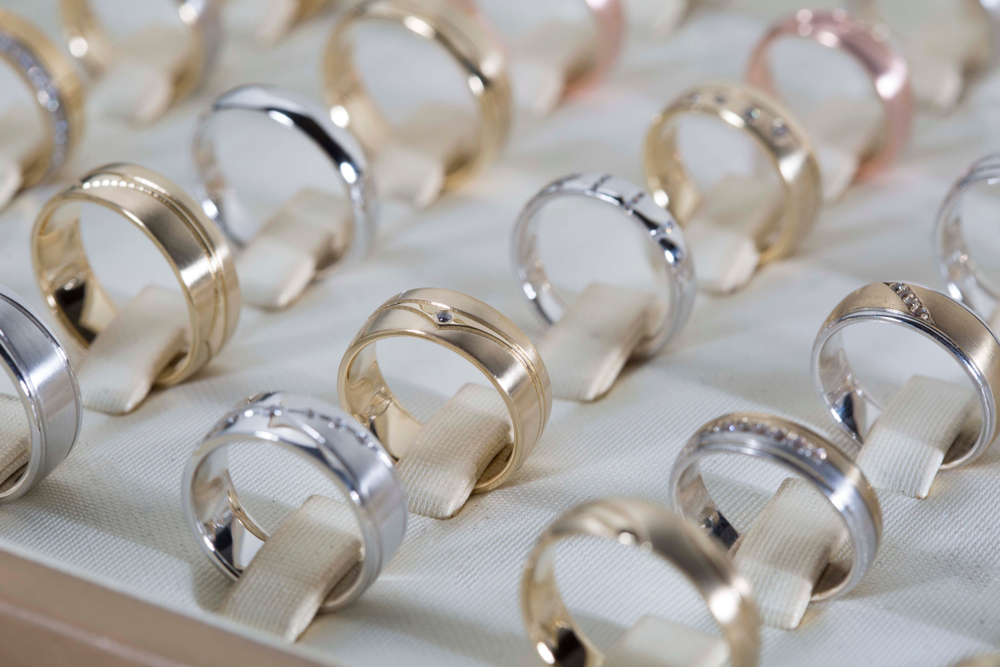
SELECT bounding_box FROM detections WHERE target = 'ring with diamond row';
[32,163,241,388]
[934,154,1000,317]
[746,9,913,180]
[0,10,85,191]
[339,288,551,493]
[193,85,378,273]
[512,173,695,358]
[521,498,760,667]
[182,391,407,611]
[813,282,1000,469]
[323,0,511,192]
[645,82,822,265]
[60,0,222,108]
[671,412,882,601]
[0,283,82,503]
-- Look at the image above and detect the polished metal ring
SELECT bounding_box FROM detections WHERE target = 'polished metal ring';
[193,84,378,274]
[671,412,882,601]
[935,154,1000,316]
[0,283,82,502]
[813,281,1000,469]
[182,391,407,611]
[521,497,760,667]
[512,173,696,358]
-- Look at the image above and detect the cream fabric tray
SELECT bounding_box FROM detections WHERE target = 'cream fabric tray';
[0,1,998,666]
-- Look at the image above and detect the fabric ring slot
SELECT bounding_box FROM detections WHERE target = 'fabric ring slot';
[799,97,884,203]
[0,104,45,210]
[509,20,596,118]
[604,616,730,667]
[0,395,30,493]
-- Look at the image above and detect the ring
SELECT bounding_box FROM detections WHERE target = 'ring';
[0,10,85,189]
[813,281,1000,469]
[934,154,1000,316]
[0,283,81,502]
[512,173,695,357]
[644,82,821,265]
[746,9,913,179]
[193,84,378,273]
[32,163,241,387]
[671,412,882,601]
[339,287,551,493]
[521,498,760,667]
[182,391,407,611]
[322,0,512,192]
[60,0,222,106]
[566,0,624,97]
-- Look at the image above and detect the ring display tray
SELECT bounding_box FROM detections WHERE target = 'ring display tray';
[0,2,998,666]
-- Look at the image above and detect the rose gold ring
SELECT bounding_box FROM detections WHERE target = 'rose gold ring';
[565,0,625,97]
[746,9,913,180]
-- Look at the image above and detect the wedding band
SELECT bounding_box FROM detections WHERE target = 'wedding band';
[512,173,695,357]
[339,287,551,493]
[934,155,1000,316]
[182,391,407,611]
[521,498,760,667]
[193,85,377,273]
[0,10,85,188]
[323,0,512,191]
[746,9,913,179]
[645,82,821,265]
[671,412,882,601]
[0,284,82,503]
[813,282,1000,468]
[560,0,624,98]
[60,0,222,105]
[32,163,241,387]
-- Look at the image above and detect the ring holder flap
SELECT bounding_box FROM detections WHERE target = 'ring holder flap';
[92,24,188,126]
[219,494,363,642]
[0,104,44,209]
[510,21,593,118]
[76,285,189,415]
[685,175,782,294]
[0,395,29,493]
[255,0,303,48]
[537,283,662,403]
[856,375,977,499]
[394,383,512,519]
[235,189,354,310]
[908,14,989,113]
[604,615,730,667]
[732,478,848,630]
[801,97,883,202]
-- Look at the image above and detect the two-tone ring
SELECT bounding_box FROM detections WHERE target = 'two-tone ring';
[182,391,407,610]
[194,84,377,272]
[813,282,1000,469]
[671,412,882,601]
[0,284,81,502]
[339,288,551,493]
[512,173,695,357]
[521,498,760,667]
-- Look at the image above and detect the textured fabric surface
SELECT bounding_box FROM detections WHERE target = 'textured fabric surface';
[604,615,729,667]
[537,283,659,402]
[858,376,977,499]
[0,395,28,488]
[0,1,997,666]
[220,494,362,642]
[733,478,848,630]
[76,285,189,415]
[395,383,512,519]
[236,188,352,310]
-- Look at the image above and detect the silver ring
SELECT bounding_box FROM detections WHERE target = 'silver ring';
[181,391,407,611]
[512,173,696,357]
[813,281,1000,468]
[0,283,82,502]
[670,412,882,601]
[193,85,378,277]
[934,154,1000,316]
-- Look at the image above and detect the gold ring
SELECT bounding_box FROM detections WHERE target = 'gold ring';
[521,498,760,667]
[60,0,222,107]
[32,163,241,387]
[644,82,822,265]
[338,288,550,493]
[323,0,512,192]
[0,10,85,189]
